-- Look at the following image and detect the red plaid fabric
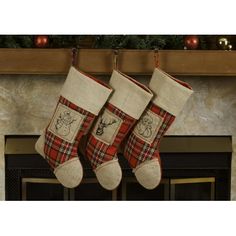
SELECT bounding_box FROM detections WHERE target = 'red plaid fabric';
[123,102,175,169]
[86,102,136,169]
[44,96,95,169]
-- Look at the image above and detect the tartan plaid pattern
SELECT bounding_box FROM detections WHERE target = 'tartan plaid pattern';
[124,102,175,169]
[86,102,136,169]
[44,96,95,169]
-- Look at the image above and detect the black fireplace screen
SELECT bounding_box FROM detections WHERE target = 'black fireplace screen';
[4,135,232,201]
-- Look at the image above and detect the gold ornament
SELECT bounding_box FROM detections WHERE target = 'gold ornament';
[218,37,231,50]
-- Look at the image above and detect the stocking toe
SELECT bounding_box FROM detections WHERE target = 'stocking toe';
[95,160,122,190]
[54,158,83,188]
[134,159,161,190]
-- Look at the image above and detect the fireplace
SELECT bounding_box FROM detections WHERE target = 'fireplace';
[4,135,232,200]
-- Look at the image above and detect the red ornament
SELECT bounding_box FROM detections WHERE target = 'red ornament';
[184,35,199,50]
[34,35,49,48]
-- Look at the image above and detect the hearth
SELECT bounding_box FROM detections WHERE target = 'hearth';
[4,135,232,200]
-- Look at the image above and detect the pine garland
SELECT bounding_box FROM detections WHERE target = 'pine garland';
[0,35,207,49]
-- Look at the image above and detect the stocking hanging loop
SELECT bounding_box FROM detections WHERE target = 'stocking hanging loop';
[113,49,119,70]
[71,47,78,67]
[154,48,159,68]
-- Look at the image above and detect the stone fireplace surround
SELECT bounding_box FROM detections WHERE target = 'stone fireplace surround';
[0,74,236,200]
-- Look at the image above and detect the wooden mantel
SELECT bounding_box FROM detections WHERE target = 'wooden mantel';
[0,49,236,76]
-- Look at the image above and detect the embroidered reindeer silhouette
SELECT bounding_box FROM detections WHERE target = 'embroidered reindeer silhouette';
[96,117,117,136]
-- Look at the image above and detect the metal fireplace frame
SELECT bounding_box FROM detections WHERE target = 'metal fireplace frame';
[3,135,232,201]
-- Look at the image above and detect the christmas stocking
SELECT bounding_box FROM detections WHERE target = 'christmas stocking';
[124,68,193,189]
[35,66,112,188]
[86,70,153,190]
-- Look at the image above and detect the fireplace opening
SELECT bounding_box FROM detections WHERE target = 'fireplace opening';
[4,135,232,200]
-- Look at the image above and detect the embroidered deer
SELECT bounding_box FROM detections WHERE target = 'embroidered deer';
[96,117,117,136]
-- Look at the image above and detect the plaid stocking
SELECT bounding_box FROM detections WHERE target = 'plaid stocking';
[124,68,193,189]
[86,70,153,190]
[35,66,112,188]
